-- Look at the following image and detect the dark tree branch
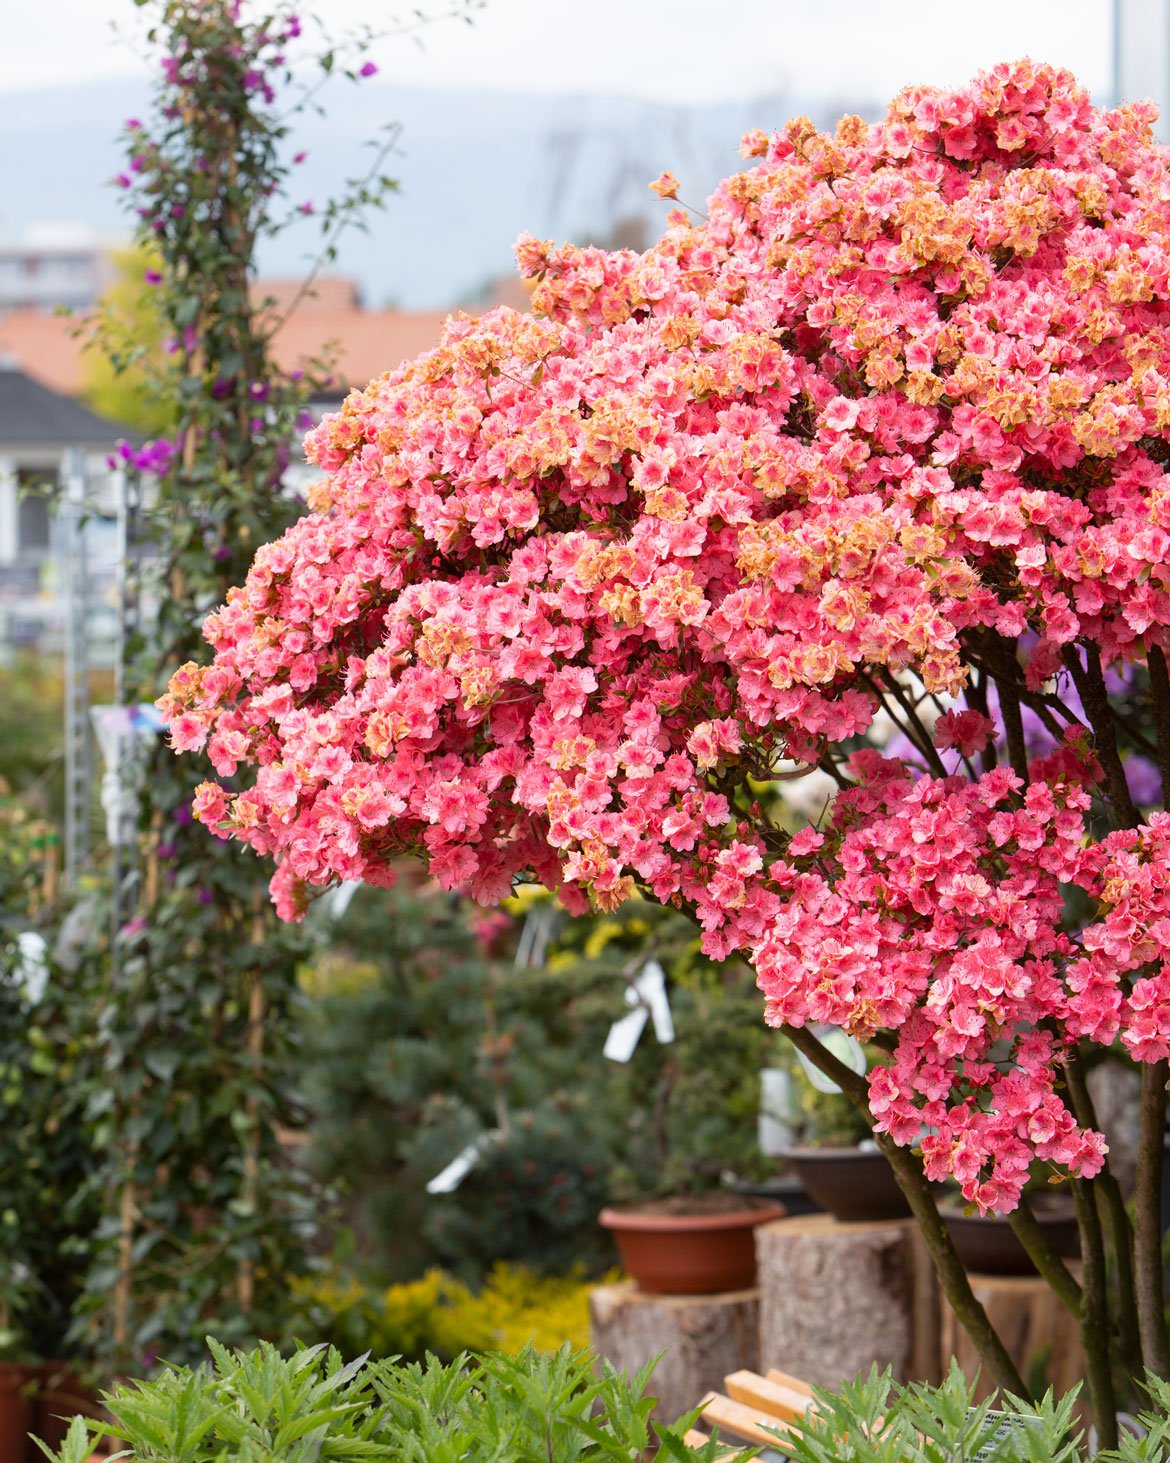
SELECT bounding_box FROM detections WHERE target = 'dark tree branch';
[858,672,946,776]
[1064,645,1140,828]
[782,1025,1028,1398]
[1072,1176,1119,1451]
[985,634,1029,783]
[1060,1050,1144,1380]
[1005,1196,1082,1316]
[1148,645,1170,810]
[1135,1061,1170,1380]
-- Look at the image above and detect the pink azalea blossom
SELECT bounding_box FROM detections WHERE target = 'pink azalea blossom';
[162,60,1170,1211]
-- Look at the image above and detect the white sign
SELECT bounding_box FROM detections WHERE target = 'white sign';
[759,1067,797,1155]
[90,704,164,847]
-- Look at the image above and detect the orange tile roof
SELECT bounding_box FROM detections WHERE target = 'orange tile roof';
[256,277,363,313]
[0,275,504,401]
[0,310,92,397]
[262,294,452,394]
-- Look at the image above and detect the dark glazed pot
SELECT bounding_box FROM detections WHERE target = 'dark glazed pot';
[600,1196,786,1294]
[727,1174,824,1218]
[940,1197,1080,1276]
[776,1146,911,1222]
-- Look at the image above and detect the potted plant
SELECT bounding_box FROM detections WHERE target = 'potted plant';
[0,1268,38,1461]
[166,57,1170,1446]
[0,1285,99,1463]
[576,905,785,1292]
[599,1191,784,1295]
[764,1036,910,1223]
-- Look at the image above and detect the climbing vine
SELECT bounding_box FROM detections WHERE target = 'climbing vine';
[80,0,473,1364]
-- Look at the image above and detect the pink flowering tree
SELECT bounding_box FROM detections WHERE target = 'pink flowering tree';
[164,60,1170,1435]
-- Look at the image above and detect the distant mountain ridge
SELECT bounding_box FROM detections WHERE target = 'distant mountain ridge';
[0,77,878,309]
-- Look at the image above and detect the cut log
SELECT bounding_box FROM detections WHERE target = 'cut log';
[757,1214,933,1387]
[589,1280,759,1430]
[939,1270,1084,1403]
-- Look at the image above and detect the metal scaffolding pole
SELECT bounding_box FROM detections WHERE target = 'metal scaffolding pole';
[62,445,92,887]
[1114,0,1170,136]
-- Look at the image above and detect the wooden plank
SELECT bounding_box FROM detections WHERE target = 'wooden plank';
[700,1392,796,1448]
[908,1226,942,1385]
[725,1369,811,1424]
[764,1367,816,1400]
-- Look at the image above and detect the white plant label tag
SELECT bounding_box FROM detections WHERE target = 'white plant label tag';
[603,960,673,1062]
[603,1005,650,1063]
[972,1410,1043,1460]
[794,1026,867,1094]
[641,960,675,1043]
[426,1141,483,1194]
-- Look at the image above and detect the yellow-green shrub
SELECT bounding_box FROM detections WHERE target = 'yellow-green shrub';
[291,1263,600,1362]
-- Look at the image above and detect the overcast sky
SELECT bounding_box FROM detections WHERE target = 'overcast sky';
[4,1,1114,105]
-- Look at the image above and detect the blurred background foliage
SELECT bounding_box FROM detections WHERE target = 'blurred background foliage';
[294,876,778,1345]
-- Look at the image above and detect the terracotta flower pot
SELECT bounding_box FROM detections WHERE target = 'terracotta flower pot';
[776,1146,910,1222]
[600,1194,785,1294]
[32,1361,102,1453]
[0,1363,35,1462]
[940,1196,1080,1276]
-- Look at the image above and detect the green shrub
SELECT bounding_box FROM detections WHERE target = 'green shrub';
[0,784,101,1362]
[36,1338,752,1461]
[299,883,620,1281]
[299,885,774,1285]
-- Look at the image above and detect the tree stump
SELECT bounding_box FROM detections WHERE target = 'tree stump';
[756,1215,936,1387]
[939,1271,1084,1403]
[589,1281,759,1427]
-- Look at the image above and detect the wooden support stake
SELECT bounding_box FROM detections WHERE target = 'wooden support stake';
[236,980,265,1314]
[112,1140,141,1355]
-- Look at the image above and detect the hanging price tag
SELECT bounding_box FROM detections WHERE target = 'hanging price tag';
[426,1142,483,1194]
[603,1004,650,1064]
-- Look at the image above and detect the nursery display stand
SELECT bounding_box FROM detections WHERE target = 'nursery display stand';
[589,1281,760,1426]
[756,1214,939,1387]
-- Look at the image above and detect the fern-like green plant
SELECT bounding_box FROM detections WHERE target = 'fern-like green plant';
[34,1338,758,1462]
[774,1362,1083,1463]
